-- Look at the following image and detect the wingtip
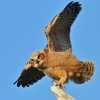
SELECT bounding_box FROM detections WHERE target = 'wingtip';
[13,80,20,87]
[67,1,82,7]
[63,1,82,12]
[13,80,17,85]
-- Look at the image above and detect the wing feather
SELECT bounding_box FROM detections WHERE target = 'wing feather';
[45,1,82,52]
[14,64,45,87]
[14,45,48,87]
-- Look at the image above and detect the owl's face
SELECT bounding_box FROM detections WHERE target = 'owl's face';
[29,50,45,68]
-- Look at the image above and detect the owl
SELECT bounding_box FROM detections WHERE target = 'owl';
[14,1,95,88]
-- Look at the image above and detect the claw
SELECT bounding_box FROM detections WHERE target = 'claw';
[56,81,64,88]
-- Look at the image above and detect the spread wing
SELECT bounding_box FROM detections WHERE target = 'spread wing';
[14,64,45,87]
[45,1,82,52]
[14,45,48,88]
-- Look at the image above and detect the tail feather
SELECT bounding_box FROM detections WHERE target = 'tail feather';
[71,61,95,84]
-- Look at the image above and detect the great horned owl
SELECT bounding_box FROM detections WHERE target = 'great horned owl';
[14,1,95,88]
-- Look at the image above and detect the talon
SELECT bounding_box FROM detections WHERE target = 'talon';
[56,81,64,88]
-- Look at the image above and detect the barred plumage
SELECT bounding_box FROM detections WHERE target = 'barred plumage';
[71,61,95,84]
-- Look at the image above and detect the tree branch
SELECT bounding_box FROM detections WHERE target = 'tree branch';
[51,85,75,100]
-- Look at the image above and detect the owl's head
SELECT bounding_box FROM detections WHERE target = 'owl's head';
[29,50,46,68]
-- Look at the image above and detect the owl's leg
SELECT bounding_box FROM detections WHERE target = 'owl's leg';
[56,71,67,87]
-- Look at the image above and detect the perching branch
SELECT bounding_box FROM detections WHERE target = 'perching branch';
[51,85,75,100]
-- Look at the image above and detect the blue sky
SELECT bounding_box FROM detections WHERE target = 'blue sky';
[0,0,100,100]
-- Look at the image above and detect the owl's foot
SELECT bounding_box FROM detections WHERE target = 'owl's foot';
[55,81,64,88]
[53,70,67,88]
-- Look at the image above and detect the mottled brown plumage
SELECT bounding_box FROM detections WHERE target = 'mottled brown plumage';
[14,1,95,88]
[28,51,94,87]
